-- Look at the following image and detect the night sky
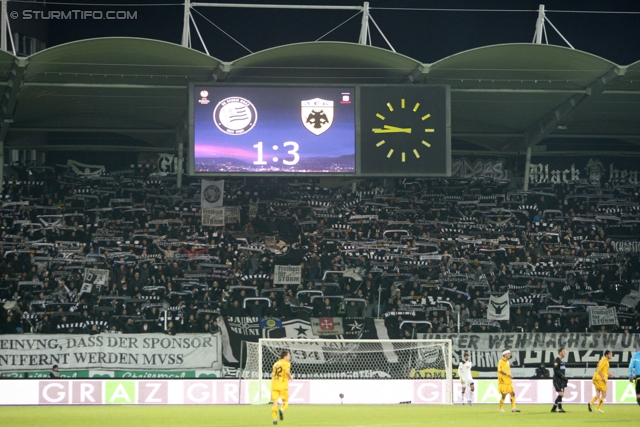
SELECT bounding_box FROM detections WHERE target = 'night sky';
[36,0,640,65]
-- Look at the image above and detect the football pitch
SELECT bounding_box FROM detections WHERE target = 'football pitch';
[4,404,639,427]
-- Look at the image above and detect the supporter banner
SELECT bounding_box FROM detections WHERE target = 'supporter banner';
[612,240,640,253]
[263,319,317,340]
[343,266,365,281]
[310,317,344,336]
[79,268,109,296]
[588,307,618,327]
[248,201,259,219]
[157,153,178,173]
[224,206,241,223]
[0,334,222,372]
[220,316,261,364]
[421,332,640,372]
[620,290,640,308]
[451,157,507,180]
[202,208,225,227]
[487,292,509,321]
[66,159,106,176]
[422,332,640,352]
[343,318,378,339]
[201,179,224,208]
[259,317,283,330]
[528,156,640,184]
[0,379,637,405]
[274,265,302,285]
[467,319,500,328]
[262,318,378,341]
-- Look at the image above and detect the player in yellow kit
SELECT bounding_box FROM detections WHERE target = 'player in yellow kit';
[497,349,520,413]
[589,350,614,413]
[271,350,292,425]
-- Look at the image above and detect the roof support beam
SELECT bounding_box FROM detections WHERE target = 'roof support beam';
[0,58,27,143]
[455,133,640,139]
[23,82,187,90]
[1,144,171,152]
[520,67,624,150]
[175,112,188,188]
[9,127,174,133]
[1,57,26,191]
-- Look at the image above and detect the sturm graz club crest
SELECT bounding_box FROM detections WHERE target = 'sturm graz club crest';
[203,184,222,204]
[213,96,257,135]
[301,98,334,135]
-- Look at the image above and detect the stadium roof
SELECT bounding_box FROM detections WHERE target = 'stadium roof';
[1,37,639,154]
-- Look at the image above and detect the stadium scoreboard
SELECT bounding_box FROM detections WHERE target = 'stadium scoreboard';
[189,84,450,177]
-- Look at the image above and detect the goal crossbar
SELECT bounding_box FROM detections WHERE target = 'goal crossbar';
[243,338,453,405]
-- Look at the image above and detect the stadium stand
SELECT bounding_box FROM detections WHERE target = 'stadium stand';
[1,163,639,340]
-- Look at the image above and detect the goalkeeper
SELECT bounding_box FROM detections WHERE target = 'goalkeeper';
[271,350,292,425]
[458,353,475,405]
[630,350,640,406]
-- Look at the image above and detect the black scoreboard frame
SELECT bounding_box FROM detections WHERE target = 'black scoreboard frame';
[188,83,451,177]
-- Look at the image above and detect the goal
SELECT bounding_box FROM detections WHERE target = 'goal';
[242,338,453,404]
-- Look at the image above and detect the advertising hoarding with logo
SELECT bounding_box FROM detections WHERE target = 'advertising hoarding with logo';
[0,379,636,406]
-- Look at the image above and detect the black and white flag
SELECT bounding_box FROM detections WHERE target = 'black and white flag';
[620,290,640,309]
[79,268,109,296]
[201,179,224,208]
[487,291,510,321]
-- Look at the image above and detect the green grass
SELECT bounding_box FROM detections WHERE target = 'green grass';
[3,404,639,427]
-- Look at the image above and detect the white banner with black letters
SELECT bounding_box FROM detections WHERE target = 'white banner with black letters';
[224,206,240,223]
[274,265,302,285]
[249,201,259,219]
[588,307,618,326]
[202,208,225,227]
[0,334,222,372]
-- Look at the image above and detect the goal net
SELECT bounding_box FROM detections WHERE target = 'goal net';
[242,339,453,404]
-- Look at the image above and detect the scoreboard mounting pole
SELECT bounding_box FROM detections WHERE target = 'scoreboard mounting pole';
[358,2,370,46]
[186,2,393,50]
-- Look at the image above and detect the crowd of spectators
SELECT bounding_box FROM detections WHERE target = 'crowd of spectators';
[1,162,640,339]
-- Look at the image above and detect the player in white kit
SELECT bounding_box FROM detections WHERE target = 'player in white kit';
[458,353,475,405]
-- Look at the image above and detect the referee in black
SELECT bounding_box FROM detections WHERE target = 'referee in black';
[551,347,568,413]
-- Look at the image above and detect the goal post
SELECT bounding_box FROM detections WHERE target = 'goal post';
[242,338,453,405]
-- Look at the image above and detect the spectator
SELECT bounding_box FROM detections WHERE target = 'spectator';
[227,300,247,317]
[534,363,550,379]
[50,365,60,379]
[266,300,283,318]
[0,169,638,343]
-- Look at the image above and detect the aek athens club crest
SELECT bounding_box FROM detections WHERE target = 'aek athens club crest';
[301,98,334,135]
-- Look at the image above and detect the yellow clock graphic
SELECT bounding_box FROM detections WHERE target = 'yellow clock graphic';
[371,98,435,163]
[360,85,449,176]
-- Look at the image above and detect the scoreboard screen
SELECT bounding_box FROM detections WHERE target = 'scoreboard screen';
[192,86,356,174]
[189,84,450,177]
